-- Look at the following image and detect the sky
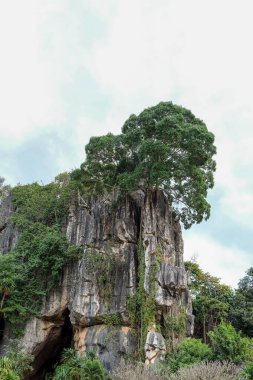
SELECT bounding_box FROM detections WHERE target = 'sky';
[0,0,252,288]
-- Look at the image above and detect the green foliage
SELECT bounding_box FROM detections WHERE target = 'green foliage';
[75,102,216,228]
[208,322,251,364]
[0,255,18,311]
[161,338,212,373]
[241,338,253,379]
[85,248,125,301]
[48,348,109,380]
[162,310,186,340]
[229,267,253,337]
[102,314,123,327]
[2,225,78,333]
[0,340,33,380]
[0,176,81,335]
[244,361,253,379]
[0,357,20,380]
[11,177,74,227]
[185,260,233,342]
[127,240,158,358]
[75,133,124,195]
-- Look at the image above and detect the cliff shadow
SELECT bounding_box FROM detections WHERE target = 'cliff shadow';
[29,308,73,380]
[0,313,4,343]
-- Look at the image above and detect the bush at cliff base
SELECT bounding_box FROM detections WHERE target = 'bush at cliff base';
[0,358,20,380]
[160,338,212,373]
[46,348,110,380]
[208,322,253,379]
[0,340,33,380]
[208,322,253,364]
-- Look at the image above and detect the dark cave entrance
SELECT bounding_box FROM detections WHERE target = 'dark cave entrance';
[0,313,5,342]
[30,309,73,380]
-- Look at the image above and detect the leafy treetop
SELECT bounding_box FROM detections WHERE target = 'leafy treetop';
[229,267,253,337]
[185,260,233,342]
[72,101,216,228]
[0,177,10,204]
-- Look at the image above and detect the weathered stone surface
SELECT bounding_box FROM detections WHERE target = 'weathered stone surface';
[141,190,193,356]
[185,289,195,336]
[0,189,194,375]
[156,265,188,307]
[23,309,72,380]
[73,324,136,371]
[142,191,184,295]
[20,193,140,375]
[0,195,19,254]
[145,331,166,365]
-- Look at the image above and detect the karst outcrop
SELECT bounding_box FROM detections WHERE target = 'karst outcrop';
[0,189,194,379]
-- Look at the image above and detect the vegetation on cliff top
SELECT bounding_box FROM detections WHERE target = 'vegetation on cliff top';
[2,102,253,379]
[0,175,81,335]
[72,101,216,228]
[185,260,253,343]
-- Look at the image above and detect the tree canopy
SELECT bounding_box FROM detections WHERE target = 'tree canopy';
[73,101,216,228]
[185,260,233,342]
[229,267,253,337]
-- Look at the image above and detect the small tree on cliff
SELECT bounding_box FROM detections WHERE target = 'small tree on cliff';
[0,177,10,204]
[72,102,216,228]
[229,267,253,337]
[185,261,233,343]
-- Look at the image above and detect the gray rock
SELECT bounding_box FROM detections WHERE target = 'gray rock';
[74,324,137,371]
[0,189,194,373]
[145,331,166,364]
[0,195,19,254]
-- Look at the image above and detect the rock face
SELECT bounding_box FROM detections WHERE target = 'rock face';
[145,331,166,365]
[0,189,194,379]
[0,195,19,254]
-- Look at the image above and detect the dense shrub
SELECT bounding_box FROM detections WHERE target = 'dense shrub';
[229,267,253,338]
[161,338,212,373]
[47,348,109,380]
[243,361,253,379]
[208,322,251,364]
[0,179,81,335]
[0,357,20,380]
[0,340,33,380]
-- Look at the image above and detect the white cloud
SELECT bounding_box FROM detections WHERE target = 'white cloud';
[0,0,81,148]
[83,0,253,231]
[184,232,250,288]
[84,0,253,103]
[0,0,252,281]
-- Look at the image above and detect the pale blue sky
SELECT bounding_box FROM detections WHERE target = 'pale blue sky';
[0,0,253,287]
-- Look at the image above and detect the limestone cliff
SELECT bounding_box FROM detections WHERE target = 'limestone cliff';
[0,189,193,379]
[0,195,19,254]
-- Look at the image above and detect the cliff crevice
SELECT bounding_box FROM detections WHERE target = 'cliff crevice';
[0,189,194,379]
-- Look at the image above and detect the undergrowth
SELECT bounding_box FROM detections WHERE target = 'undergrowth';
[0,176,81,335]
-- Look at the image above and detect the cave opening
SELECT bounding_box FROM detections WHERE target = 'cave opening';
[30,308,73,380]
[0,313,5,342]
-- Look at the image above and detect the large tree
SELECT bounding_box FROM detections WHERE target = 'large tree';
[229,267,253,337]
[185,261,233,342]
[73,102,216,228]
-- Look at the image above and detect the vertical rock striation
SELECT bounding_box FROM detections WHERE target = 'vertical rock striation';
[0,195,19,254]
[0,189,194,378]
